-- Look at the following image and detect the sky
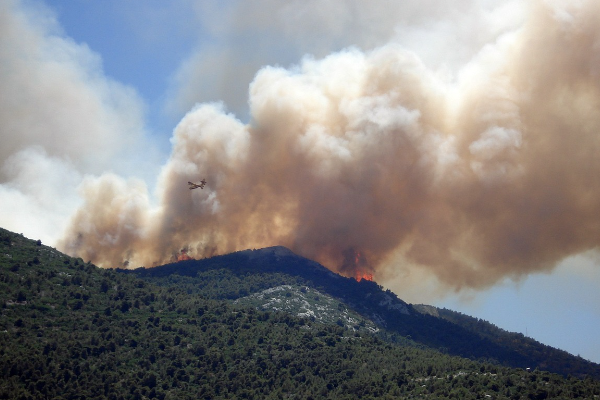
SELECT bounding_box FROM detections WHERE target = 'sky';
[1,0,599,364]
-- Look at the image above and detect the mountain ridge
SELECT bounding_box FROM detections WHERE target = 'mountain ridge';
[2,226,600,399]
[127,245,600,379]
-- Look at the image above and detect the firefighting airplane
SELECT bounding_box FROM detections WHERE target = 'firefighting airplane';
[188,179,207,190]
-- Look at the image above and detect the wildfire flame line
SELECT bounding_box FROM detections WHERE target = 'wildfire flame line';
[355,271,373,282]
[176,249,193,262]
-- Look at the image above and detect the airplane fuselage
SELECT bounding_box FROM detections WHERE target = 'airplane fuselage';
[188,180,207,190]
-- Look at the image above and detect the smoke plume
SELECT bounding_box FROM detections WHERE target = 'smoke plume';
[0,0,157,244]
[26,0,600,292]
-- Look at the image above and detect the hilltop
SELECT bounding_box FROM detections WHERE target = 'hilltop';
[1,227,600,399]
[128,246,600,380]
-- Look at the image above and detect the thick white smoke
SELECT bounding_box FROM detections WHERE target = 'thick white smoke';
[3,0,600,298]
[168,0,524,118]
[60,0,600,296]
[0,0,155,243]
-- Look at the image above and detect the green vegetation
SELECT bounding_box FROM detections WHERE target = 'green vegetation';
[129,248,600,380]
[1,228,600,399]
[414,305,600,381]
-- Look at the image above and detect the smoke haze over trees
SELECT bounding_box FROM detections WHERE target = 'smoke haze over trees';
[61,1,600,292]
[2,0,600,301]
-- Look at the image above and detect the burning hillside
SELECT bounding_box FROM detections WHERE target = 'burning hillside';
[176,249,193,262]
[355,272,374,282]
[56,0,600,297]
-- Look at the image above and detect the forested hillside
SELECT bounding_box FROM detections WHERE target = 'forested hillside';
[413,304,600,379]
[1,228,600,399]
[128,247,600,380]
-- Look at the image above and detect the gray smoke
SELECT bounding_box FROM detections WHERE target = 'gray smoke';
[3,0,600,297]
[60,0,600,295]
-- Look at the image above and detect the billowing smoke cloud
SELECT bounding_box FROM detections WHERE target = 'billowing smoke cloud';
[0,1,156,243]
[0,1,148,173]
[169,0,524,119]
[59,0,600,295]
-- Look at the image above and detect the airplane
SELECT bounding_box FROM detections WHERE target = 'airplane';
[188,179,207,190]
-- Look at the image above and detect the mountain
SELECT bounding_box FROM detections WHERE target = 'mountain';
[2,227,600,399]
[412,304,599,378]
[127,246,600,380]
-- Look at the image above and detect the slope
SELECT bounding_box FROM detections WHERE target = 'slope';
[414,304,599,379]
[128,246,600,379]
[2,227,600,399]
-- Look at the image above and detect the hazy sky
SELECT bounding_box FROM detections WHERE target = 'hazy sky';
[1,0,599,364]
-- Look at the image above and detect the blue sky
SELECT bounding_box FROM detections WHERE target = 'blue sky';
[45,0,199,142]
[2,0,599,364]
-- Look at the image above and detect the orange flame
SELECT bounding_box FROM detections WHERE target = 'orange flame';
[355,271,373,282]
[177,249,193,262]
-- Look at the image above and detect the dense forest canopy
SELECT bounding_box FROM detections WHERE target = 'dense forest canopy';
[1,227,599,399]
[128,247,600,380]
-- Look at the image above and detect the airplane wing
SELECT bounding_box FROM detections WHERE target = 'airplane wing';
[188,179,206,189]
